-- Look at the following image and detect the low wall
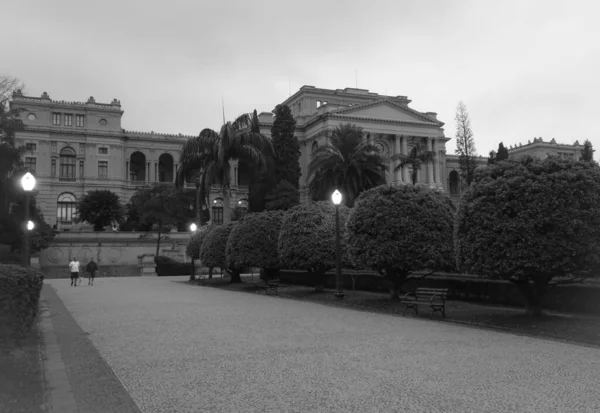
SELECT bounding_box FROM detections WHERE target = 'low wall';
[39,231,192,277]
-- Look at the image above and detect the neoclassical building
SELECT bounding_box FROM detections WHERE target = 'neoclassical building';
[10,87,587,229]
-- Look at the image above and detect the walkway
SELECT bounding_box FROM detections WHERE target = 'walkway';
[42,277,600,413]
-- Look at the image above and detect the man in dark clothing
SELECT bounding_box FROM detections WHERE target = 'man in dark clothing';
[86,258,98,285]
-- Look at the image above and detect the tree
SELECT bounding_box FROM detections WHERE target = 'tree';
[581,139,594,162]
[308,124,387,207]
[226,211,284,279]
[0,76,25,108]
[264,180,300,211]
[270,104,301,188]
[454,101,478,186]
[129,185,192,256]
[455,156,600,315]
[200,223,240,282]
[75,190,124,231]
[390,138,435,186]
[179,113,272,223]
[278,201,351,291]
[347,185,455,300]
[496,142,509,162]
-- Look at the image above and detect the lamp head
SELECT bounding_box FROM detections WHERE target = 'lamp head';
[21,172,36,191]
[27,220,35,231]
[331,189,342,205]
[190,223,197,232]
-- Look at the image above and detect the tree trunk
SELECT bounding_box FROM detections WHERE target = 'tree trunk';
[222,163,232,223]
[155,228,162,257]
[386,268,407,300]
[511,279,545,316]
[208,267,213,279]
[229,269,242,283]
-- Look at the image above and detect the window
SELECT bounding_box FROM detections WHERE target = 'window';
[57,193,77,224]
[51,159,56,177]
[212,199,224,225]
[25,157,36,173]
[52,113,61,125]
[311,141,319,154]
[26,143,37,151]
[79,161,84,179]
[64,114,73,126]
[98,161,108,179]
[317,100,321,108]
[98,147,108,155]
[51,141,57,153]
[59,147,76,181]
[76,115,84,127]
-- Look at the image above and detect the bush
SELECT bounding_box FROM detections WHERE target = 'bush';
[154,256,192,276]
[455,156,600,315]
[226,211,284,279]
[278,201,351,290]
[186,225,215,260]
[200,223,239,282]
[0,264,44,345]
[347,185,455,299]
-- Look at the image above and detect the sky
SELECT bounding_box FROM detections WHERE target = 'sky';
[4,0,599,156]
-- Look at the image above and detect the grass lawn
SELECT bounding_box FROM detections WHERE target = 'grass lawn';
[188,274,600,348]
[0,319,46,413]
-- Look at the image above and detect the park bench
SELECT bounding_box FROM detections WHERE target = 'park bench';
[400,287,449,318]
[256,278,280,296]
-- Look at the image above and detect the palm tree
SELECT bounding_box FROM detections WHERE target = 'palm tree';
[177,113,272,223]
[390,138,435,186]
[307,124,388,207]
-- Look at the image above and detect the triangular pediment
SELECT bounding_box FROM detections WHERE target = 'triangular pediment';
[332,100,439,124]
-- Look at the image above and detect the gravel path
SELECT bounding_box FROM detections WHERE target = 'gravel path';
[49,277,600,413]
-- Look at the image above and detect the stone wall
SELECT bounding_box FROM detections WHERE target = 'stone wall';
[39,231,192,278]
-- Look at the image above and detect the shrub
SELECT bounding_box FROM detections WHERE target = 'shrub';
[226,211,284,279]
[200,223,239,282]
[455,156,600,315]
[347,185,455,299]
[0,264,44,345]
[186,225,215,260]
[278,201,351,290]
[154,256,192,276]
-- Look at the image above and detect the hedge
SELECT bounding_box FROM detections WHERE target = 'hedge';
[0,264,44,345]
[154,256,192,276]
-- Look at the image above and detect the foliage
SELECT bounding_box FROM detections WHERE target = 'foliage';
[454,101,478,185]
[200,223,236,271]
[75,190,124,231]
[391,138,435,186]
[226,211,284,271]
[278,201,351,288]
[270,104,301,188]
[581,139,594,162]
[0,264,43,345]
[178,113,272,223]
[347,185,455,299]
[455,156,600,314]
[308,124,387,207]
[186,225,215,260]
[154,256,192,276]
[264,180,300,211]
[488,142,509,165]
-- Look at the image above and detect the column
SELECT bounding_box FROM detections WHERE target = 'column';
[154,162,158,182]
[146,162,150,182]
[401,136,409,182]
[125,161,129,182]
[434,138,441,184]
[388,136,395,183]
[394,135,402,182]
[173,162,178,183]
[427,137,434,184]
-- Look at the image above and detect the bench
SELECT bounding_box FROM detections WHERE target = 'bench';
[256,278,280,296]
[400,288,449,318]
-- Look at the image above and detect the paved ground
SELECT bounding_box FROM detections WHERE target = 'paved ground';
[45,276,600,413]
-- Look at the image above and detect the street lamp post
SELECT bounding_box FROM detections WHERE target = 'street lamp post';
[189,223,197,281]
[331,189,344,299]
[20,172,36,267]
[195,177,202,226]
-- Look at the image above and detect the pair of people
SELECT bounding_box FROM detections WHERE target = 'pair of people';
[69,258,98,286]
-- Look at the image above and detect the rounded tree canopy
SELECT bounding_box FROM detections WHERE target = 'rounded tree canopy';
[347,185,455,275]
[226,211,285,270]
[456,156,600,281]
[199,223,236,268]
[186,225,215,260]
[278,201,351,272]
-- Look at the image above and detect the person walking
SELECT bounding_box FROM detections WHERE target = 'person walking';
[69,257,80,287]
[86,258,98,286]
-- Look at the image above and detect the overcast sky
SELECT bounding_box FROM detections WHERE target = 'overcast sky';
[4,0,599,156]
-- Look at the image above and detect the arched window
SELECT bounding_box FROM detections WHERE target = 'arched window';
[57,193,77,224]
[212,198,224,225]
[158,153,174,182]
[449,171,460,196]
[59,147,76,181]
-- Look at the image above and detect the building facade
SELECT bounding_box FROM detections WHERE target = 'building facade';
[10,87,588,229]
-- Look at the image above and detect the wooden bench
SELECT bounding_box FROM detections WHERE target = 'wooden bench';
[400,288,449,318]
[256,278,280,296]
